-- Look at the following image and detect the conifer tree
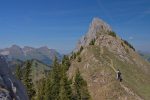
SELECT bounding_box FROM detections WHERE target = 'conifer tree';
[59,66,72,100]
[15,64,22,80]
[23,61,35,100]
[74,68,91,100]
[62,55,71,71]
[36,78,46,100]
[44,57,61,100]
[44,74,51,100]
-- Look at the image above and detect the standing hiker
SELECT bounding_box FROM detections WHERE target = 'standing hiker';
[116,69,122,82]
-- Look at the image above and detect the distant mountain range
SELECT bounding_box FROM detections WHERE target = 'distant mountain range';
[0,45,62,65]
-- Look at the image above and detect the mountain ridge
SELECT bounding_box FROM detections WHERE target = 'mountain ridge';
[0,45,62,65]
[68,17,150,100]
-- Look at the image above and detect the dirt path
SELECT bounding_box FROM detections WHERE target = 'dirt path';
[100,46,104,54]
[120,83,143,100]
[106,56,117,72]
[106,56,143,100]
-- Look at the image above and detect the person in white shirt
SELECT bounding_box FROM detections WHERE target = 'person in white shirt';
[116,69,122,82]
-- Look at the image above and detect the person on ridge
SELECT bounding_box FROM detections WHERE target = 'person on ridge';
[116,69,122,82]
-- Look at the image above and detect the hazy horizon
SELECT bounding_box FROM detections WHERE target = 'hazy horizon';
[0,0,150,54]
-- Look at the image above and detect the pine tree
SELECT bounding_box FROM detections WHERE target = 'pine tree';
[44,57,61,100]
[73,68,91,100]
[23,61,35,100]
[59,66,72,100]
[36,78,46,100]
[36,56,91,100]
[62,55,71,71]
[15,64,22,80]
[44,74,51,100]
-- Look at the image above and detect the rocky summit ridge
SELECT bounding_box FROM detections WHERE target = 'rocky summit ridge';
[76,17,112,51]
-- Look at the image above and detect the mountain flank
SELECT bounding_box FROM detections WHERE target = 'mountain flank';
[68,18,150,100]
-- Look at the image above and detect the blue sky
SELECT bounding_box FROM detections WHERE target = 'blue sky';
[0,0,150,53]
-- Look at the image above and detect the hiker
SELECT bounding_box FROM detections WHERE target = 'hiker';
[116,69,122,82]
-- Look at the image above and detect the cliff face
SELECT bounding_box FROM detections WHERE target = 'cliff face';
[0,55,29,100]
[69,18,150,100]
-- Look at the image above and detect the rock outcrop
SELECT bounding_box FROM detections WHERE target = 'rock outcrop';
[75,17,112,51]
[0,55,29,100]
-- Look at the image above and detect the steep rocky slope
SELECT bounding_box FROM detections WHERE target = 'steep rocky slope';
[0,55,28,100]
[68,18,150,100]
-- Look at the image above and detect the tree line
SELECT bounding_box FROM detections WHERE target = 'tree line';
[15,55,91,100]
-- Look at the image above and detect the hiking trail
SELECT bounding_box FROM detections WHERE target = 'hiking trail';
[106,56,143,100]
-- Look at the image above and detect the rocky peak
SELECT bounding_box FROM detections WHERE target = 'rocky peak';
[75,17,136,62]
[10,45,23,54]
[38,46,50,51]
[88,17,112,34]
[23,46,35,52]
[75,17,112,51]
[23,46,34,50]
[11,45,21,49]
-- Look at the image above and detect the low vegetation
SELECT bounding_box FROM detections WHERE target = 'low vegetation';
[71,52,77,59]
[89,39,96,45]
[77,56,82,62]
[108,31,116,37]
[122,39,135,51]
[71,46,84,61]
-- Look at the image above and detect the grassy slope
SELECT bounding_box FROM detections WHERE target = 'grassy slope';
[68,45,150,100]
[104,48,150,100]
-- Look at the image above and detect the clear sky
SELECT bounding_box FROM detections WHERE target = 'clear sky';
[0,0,150,54]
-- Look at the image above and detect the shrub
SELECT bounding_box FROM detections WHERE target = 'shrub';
[77,56,81,62]
[76,52,80,56]
[70,52,77,60]
[89,39,96,45]
[73,53,77,59]
[108,31,116,37]
[79,46,83,53]
[123,40,135,51]
[77,46,84,56]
